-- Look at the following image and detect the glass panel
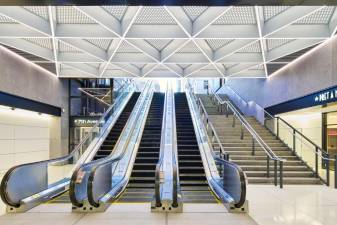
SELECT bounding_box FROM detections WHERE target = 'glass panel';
[46,83,133,186]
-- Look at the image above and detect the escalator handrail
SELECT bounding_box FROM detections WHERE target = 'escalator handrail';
[69,82,150,207]
[0,81,133,208]
[154,84,179,208]
[154,87,168,207]
[86,81,153,207]
[185,86,246,208]
[211,91,285,162]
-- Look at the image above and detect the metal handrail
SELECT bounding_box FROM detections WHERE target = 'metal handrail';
[218,85,337,187]
[212,91,284,163]
[185,85,247,208]
[0,81,133,208]
[154,86,169,207]
[86,81,153,207]
[70,82,151,207]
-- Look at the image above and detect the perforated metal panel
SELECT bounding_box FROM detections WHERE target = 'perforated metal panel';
[295,6,335,24]
[58,41,81,52]
[0,15,17,23]
[134,7,176,25]
[183,6,208,21]
[85,39,113,50]
[23,6,49,20]
[85,63,100,69]
[131,63,146,69]
[177,41,200,53]
[145,39,172,51]
[23,38,53,49]
[214,7,256,25]
[263,6,290,21]
[117,41,141,53]
[101,6,127,21]
[206,39,234,51]
[237,41,261,53]
[56,6,96,24]
[266,39,296,51]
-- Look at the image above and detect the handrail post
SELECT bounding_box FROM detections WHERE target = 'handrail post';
[276,117,279,139]
[274,160,277,186]
[326,153,330,186]
[335,155,337,189]
[240,123,244,140]
[232,114,235,127]
[280,161,283,188]
[267,156,270,178]
[252,138,255,156]
[315,147,319,178]
[293,129,296,155]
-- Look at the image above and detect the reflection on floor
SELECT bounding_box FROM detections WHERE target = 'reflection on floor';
[0,185,336,225]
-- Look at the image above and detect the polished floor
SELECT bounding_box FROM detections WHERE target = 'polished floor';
[0,185,336,225]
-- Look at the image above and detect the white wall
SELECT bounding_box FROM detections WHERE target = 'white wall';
[0,107,51,180]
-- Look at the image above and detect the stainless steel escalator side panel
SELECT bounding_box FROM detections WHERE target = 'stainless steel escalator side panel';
[185,90,248,213]
[0,82,134,213]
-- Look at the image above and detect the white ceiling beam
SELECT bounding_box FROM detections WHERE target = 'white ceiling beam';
[127,39,160,61]
[219,53,263,63]
[161,39,189,61]
[188,70,223,78]
[329,8,337,37]
[141,64,158,77]
[62,63,99,77]
[164,6,192,36]
[126,25,188,38]
[193,7,232,37]
[229,70,266,78]
[196,25,259,39]
[214,39,256,61]
[0,6,51,36]
[255,6,268,77]
[113,63,141,77]
[227,63,261,76]
[146,70,180,78]
[104,70,136,78]
[165,53,208,63]
[165,63,184,75]
[111,53,154,63]
[59,38,108,61]
[59,69,97,78]
[184,64,209,77]
[263,6,326,37]
[74,6,121,36]
[0,24,47,37]
[266,39,322,62]
[267,25,330,39]
[56,24,115,38]
[0,38,54,61]
[58,52,101,62]
[48,6,59,77]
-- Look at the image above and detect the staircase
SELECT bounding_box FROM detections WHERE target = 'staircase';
[93,92,140,160]
[175,93,218,203]
[199,94,322,185]
[118,93,165,202]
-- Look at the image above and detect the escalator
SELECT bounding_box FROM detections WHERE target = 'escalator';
[94,92,140,160]
[49,92,141,204]
[117,93,165,202]
[174,93,218,203]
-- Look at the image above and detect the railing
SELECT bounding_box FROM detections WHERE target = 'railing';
[69,81,153,208]
[210,90,286,188]
[154,83,179,209]
[186,84,247,209]
[0,82,134,210]
[219,85,337,188]
[274,116,337,187]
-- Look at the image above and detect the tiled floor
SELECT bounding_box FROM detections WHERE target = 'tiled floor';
[0,185,336,225]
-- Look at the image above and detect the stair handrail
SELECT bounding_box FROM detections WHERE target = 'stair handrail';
[0,81,134,209]
[219,85,337,187]
[187,83,285,188]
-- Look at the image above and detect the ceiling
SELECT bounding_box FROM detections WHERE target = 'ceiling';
[0,6,335,79]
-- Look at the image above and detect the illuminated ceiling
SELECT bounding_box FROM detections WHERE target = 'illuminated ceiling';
[0,6,335,78]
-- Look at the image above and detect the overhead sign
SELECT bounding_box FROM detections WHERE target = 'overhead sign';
[266,85,337,115]
[314,88,337,103]
[70,116,101,127]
